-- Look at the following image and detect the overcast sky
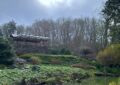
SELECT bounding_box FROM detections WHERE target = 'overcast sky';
[0,0,106,25]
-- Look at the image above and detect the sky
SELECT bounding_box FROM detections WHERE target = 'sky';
[0,0,106,25]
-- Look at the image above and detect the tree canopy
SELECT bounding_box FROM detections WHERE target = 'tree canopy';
[1,21,16,38]
[102,0,120,43]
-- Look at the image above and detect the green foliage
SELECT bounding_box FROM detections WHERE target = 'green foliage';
[97,44,120,66]
[59,48,71,55]
[50,48,60,54]
[0,64,7,69]
[105,67,120,74]
[0,37,15,65]
[29,56,42,65]
[102,0,120,20]
[19,53,97,67]
[20,54,80,65]
[96,64,120,74]
[102,0,120,43]
[0,65,89,85]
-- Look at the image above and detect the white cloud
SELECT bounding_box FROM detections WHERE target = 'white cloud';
[37,0,64,7]
[0,0,106,25]
[37,0,86,8]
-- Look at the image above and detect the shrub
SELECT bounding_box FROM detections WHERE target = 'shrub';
[80,47,96,60]
[49,48,60,55]
[71,72,89,83]
[80,47,92,55]
[30,57,42,65]
[60,48,71,55]
[96,65,120,74]
[0,37,15,65]
[97,44,120,66]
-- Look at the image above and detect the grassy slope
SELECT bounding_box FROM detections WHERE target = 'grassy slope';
[19,53,96,65]
[0,53,97,84]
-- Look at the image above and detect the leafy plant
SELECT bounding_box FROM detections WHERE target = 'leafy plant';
[97,44,120,66]
[0,65,89,85]
[0,37,15,65]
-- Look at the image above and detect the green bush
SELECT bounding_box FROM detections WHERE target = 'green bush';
[0,37,15,65]
[97,44,120,66]
[30,56,42,65]
[59,48,71,55]
[50,48,60,54]
[96,65,120,74]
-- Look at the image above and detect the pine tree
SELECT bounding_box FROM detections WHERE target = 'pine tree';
[102,0,120,43]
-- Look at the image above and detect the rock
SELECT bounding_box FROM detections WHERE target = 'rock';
[15,58,26,64]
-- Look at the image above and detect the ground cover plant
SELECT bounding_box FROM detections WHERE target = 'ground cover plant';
[0,65,90,85]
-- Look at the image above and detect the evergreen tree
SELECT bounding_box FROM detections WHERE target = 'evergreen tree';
[102,0,120,43]
[0,37,15,65]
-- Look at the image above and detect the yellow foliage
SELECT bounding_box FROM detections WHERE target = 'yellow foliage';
[109,81,118,85]
[97,44,120,66]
